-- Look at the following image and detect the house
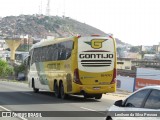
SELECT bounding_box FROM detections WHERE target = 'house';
[117,58,132,70]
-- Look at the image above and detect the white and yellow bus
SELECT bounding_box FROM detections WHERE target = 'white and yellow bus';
[27,35,117,99]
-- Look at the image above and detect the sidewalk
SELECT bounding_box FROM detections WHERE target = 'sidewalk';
[103,89,132,101]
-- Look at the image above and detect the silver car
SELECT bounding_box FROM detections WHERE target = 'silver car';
[106,86,160,120]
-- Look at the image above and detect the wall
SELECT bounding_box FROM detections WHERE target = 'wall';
[135,68,160,90]
[117,75,135,92]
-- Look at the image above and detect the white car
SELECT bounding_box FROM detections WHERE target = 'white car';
[106,86,160,120]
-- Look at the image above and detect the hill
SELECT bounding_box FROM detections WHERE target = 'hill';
[0,15,124,44]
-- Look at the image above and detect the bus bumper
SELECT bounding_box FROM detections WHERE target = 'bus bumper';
[72,83,116,94]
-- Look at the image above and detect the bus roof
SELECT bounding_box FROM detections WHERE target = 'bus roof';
[30,35,113,50]
[30,36,74,50]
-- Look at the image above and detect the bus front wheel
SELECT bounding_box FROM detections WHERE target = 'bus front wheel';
[32,79,39,93]
[33,88,39,93]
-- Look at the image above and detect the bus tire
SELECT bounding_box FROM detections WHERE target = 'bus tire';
[83,92,89,99]
[33,88,39,93]
[54,82,60,98]
[95,94,102,99]
[60,82,68,99]
[32,79,39,93]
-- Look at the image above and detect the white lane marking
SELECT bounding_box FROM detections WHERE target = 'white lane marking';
[0,105,10,111]
[80,107,106,115]
[20,92,33,95]
[0,106,28,120]
[80,107,96,111]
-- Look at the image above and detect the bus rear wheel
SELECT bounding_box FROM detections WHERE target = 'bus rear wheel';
[94,94,102,99]
[54,83,60,98]
[60,83,68,99]
[83,93,94,99]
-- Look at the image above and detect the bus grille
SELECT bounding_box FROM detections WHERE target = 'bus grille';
[81,60,112,67]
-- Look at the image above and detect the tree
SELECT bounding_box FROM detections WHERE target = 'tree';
[0,59,14,78]
[129,46,140,53]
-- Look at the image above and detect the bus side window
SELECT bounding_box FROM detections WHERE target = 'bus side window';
[51,44,58,61]
[41,47,46,62]
[46,45,50,61]
[36,47,41,62]
[65,40,73,59]
[58,42,66,60]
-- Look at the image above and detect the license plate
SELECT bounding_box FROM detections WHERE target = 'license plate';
[93,87,100,90]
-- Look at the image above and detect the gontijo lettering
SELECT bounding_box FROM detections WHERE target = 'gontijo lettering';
[79,54,113,59]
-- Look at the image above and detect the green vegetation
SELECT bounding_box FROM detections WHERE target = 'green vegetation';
[0,59,26,80]
[0,59,14,77]
[14,64,25,77]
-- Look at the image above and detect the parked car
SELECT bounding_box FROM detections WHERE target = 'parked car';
[17,76,26,81]
[106,86,160,120]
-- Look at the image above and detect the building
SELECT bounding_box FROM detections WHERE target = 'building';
[143,54,156,60]
[117,58,132,70]
[153,43,160,53]
[117,56,160,70]
[20,35,33,45]
[124,52,142,59]
[117,52,142,70]
[132,60,160,69]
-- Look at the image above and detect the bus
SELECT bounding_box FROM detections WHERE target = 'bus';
[27,35,117,99]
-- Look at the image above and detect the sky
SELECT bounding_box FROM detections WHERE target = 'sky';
[0,0,160,46]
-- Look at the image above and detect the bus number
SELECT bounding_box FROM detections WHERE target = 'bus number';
[101,74,112,77]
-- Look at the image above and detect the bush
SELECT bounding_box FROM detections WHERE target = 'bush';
[0,59,14,77]
[14,64,25,77]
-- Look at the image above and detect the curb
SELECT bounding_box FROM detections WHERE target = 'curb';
[103,89,132,100]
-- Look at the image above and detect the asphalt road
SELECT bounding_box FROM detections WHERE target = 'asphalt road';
[0,81,117,120]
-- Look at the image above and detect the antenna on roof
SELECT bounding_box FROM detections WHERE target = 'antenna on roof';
[39,0,42,15]
[63,0,66,17]
[46,0,50,16]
